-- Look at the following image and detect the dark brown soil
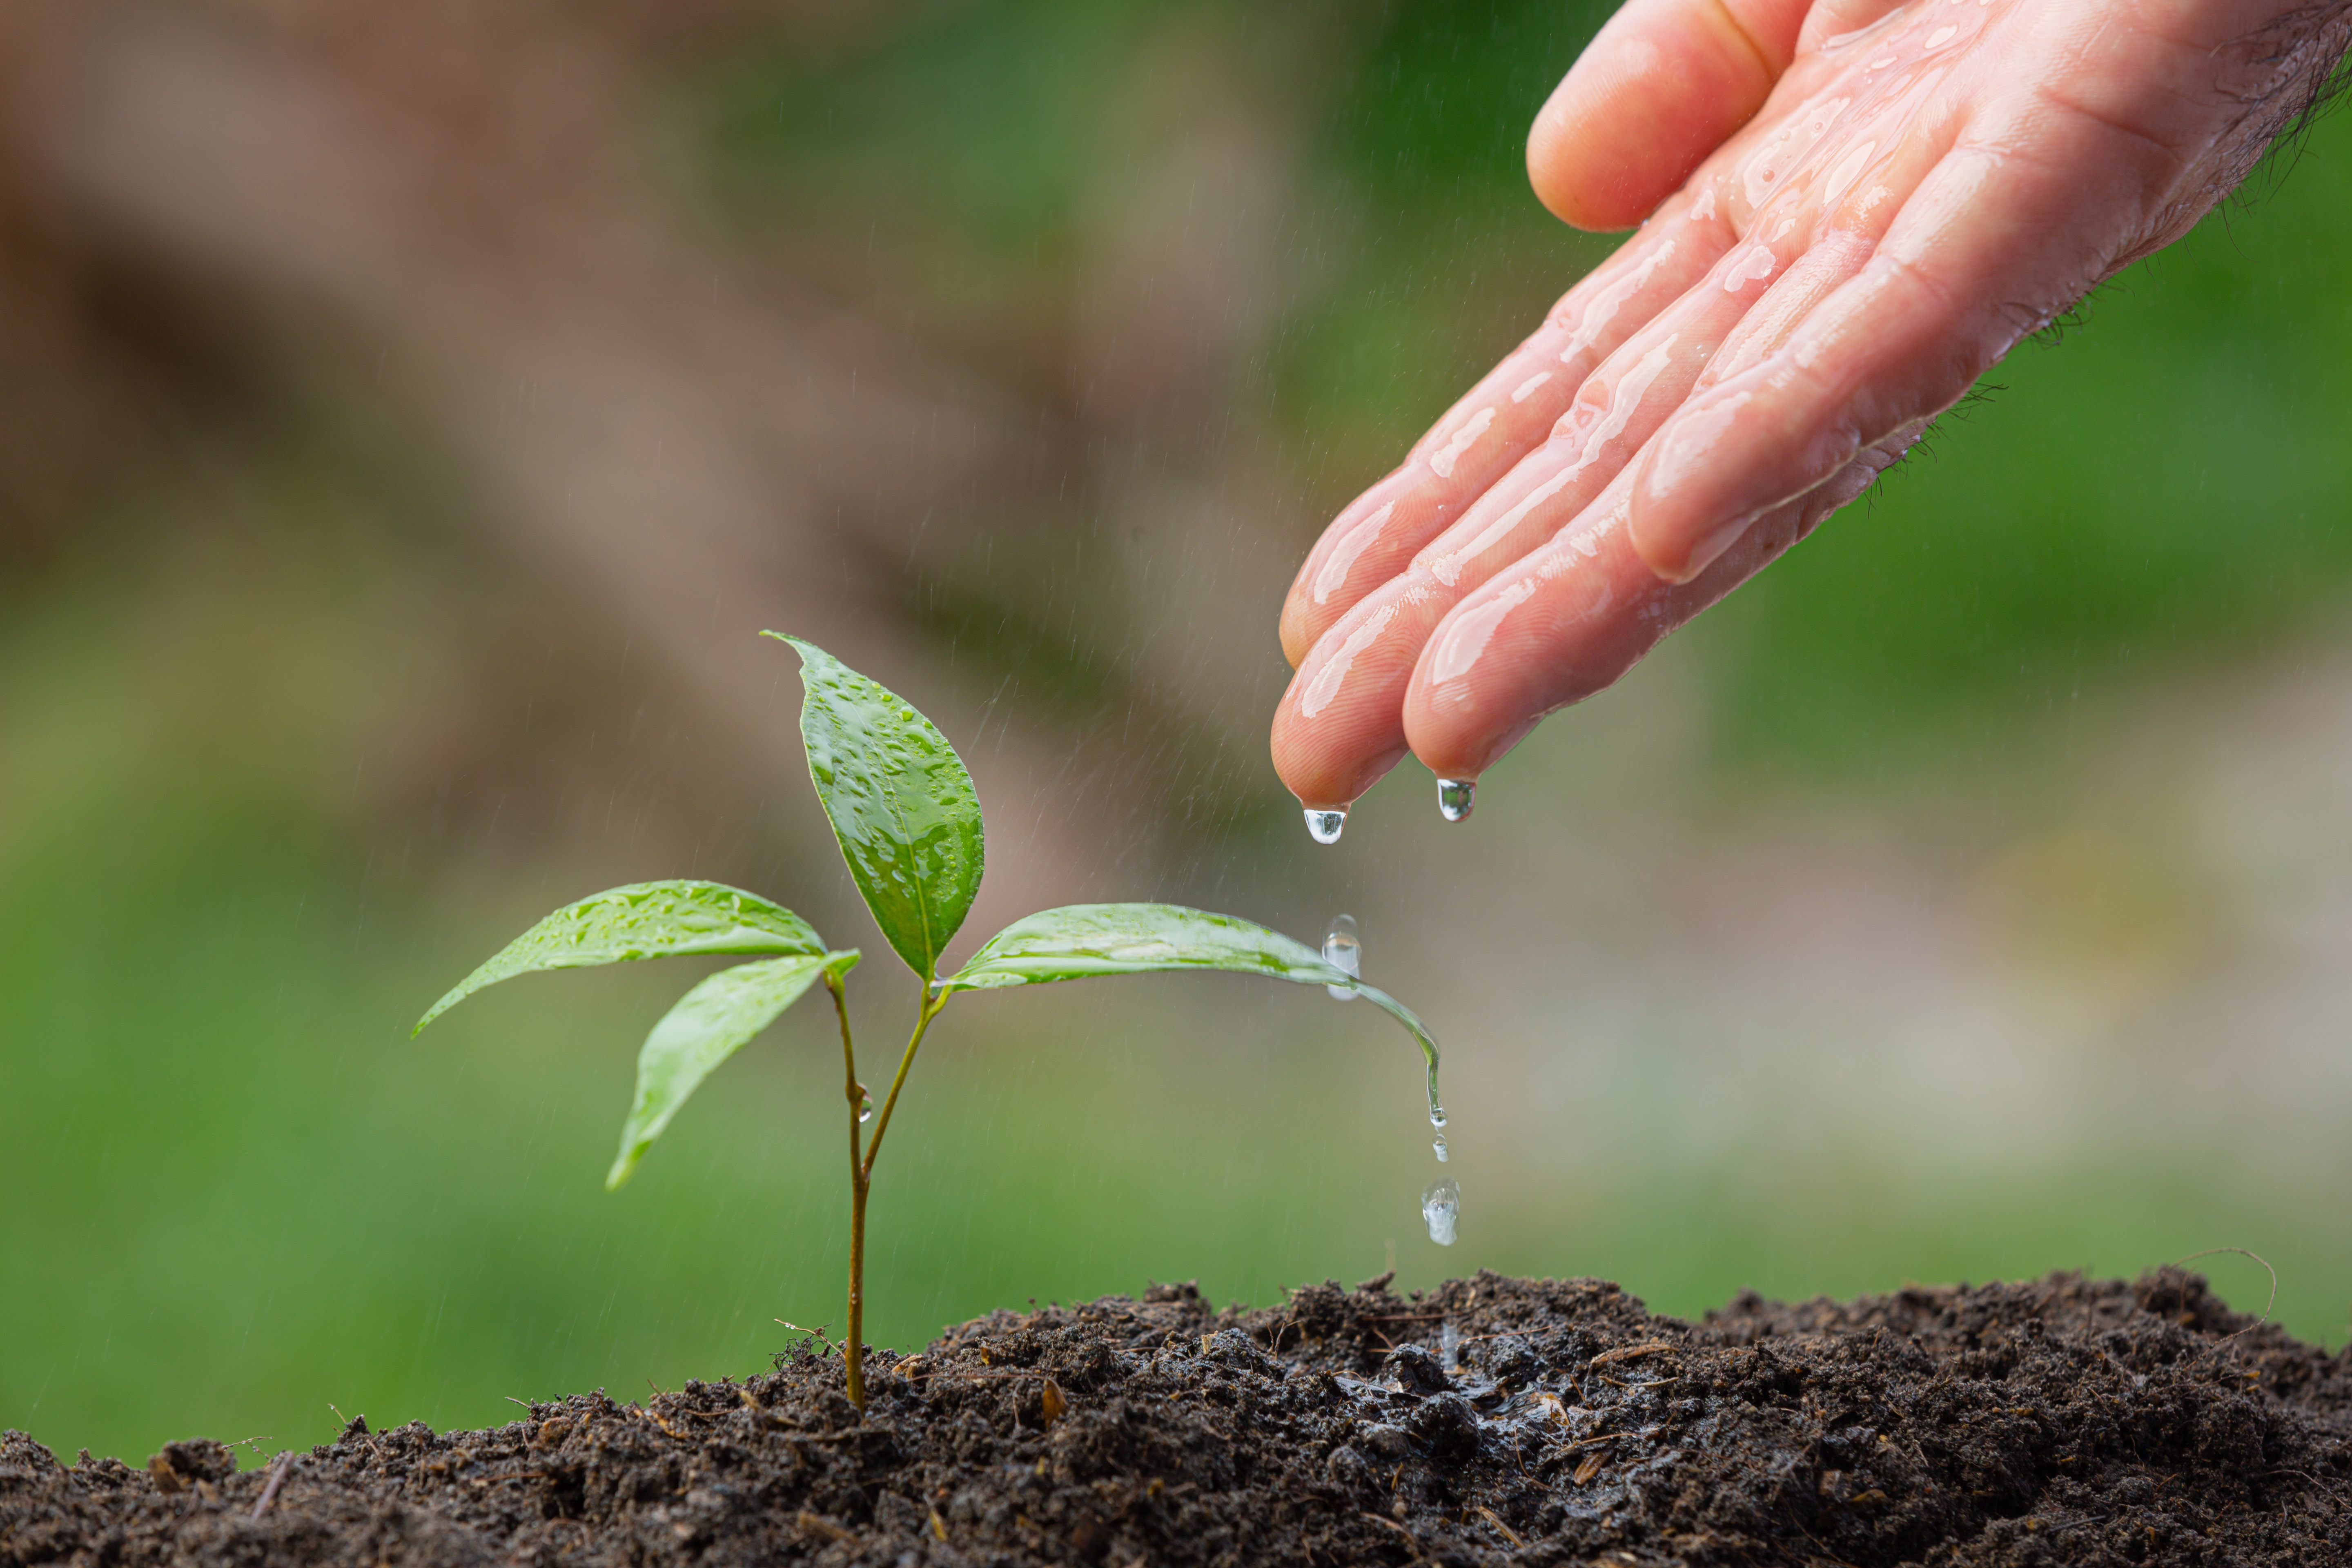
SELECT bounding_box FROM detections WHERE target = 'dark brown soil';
[7,1270,2349,1567]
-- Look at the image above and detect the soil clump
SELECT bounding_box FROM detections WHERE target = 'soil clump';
[6,1269,2348,1566]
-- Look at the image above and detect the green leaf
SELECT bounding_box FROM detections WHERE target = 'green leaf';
[944,902,1441,1114]
[607,950,861,1189]
[414,881,824,1034]
[767,633,984,981]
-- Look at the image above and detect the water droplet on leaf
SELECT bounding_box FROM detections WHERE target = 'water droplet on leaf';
[858,1091,874,1125]
[1422,1179,1459,1246]
[1304,807,1348,845]
[1322,913,1361,1000]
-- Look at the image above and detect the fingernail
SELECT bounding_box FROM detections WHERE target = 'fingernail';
[1303,807,1348,845]
[1436,779,1476,822]
[1667,510,1765,583]
[1628,394,1757,582]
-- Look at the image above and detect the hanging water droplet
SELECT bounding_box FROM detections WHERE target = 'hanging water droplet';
[1436,778,1477,822]
[1432,1134,1448,1162]
[858,1090,874,1125]
[1429,1104,1448,1130]
[1303,806,1348,845]
[1322,913,1361,1001]
[1421,1178,1459,1246]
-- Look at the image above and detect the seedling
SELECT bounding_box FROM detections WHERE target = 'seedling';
[416,636,1441,1408]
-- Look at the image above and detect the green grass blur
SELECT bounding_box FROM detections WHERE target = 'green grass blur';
[8,0,2352,1468]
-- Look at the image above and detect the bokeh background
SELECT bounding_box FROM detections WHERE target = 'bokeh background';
[7,0,2349,1468]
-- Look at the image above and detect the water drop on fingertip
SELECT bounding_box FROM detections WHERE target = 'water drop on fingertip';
[1304,806,1348,845]
[1322,913,1361,1001]
[1436,778,1476,822]
[1421,1179,1459,1246]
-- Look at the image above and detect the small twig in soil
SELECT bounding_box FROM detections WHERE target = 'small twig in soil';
[249,1454,292,1520]
[1473,1505,1525,1547]
[1360,1512,1426,1561]
[774,1320,839,1355]
[1588,1341,1676,1368]
[325,1407,382,1461]
[635,1405,688,1441]
[795,1510,852,1543]
[2170,1247,2279,1360]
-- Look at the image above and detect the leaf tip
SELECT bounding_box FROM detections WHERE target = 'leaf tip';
[412,990,462,1037]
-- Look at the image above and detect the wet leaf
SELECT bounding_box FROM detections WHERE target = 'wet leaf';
[608,950,861,1188]
[416,881,825,1034]
[768,634,983,981]
[944,903,1439,1099]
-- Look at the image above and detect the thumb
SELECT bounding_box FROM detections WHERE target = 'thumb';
[1529,0,1814,231]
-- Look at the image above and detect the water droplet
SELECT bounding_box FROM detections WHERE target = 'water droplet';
[1429,1105,1448,1130]
[1436,778,1476,822]
[1432,1135,1448,1162]
[1441,1320,1459,1372]
[1304,806,1348,845]
[1322,913,1361,1001]
[858,1091,874,1125]
[1422,1179,1459,1247]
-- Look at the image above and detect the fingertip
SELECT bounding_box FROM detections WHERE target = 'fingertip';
[1278,596,1312,670]
[1528,0,1795,232]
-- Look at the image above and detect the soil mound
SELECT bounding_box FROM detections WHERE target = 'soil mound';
[7,1270,2348,1566]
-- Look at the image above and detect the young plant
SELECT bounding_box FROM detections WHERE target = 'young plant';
[416,635,1441,1408]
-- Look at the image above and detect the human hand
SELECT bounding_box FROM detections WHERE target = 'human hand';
[1273,0,2349,835]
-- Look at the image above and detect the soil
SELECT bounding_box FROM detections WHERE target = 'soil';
[6,1269,2349,1567]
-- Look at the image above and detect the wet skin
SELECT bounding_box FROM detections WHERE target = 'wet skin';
[1272,0,2352,813]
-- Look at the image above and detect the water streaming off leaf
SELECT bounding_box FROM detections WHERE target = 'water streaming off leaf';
[1432,1134,1448,1161]
[1322,914,1361,1001]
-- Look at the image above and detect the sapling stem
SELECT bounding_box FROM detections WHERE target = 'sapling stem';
[841,982,949,1410]
[864,986,948,1178]
[826,971,873,1409]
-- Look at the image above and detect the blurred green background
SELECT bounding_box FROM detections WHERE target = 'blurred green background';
[5,0,2348,1468]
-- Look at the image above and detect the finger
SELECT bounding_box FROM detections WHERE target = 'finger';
[1278,200,1730,664]
[1527,0,1813,230]
[1274,248,1763,809]
[1400,424,1922,781]
[1274,79,1961,808]
[1272,581,1454,809]
[1282,0,1947,665]
[1626,101,2170,582]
